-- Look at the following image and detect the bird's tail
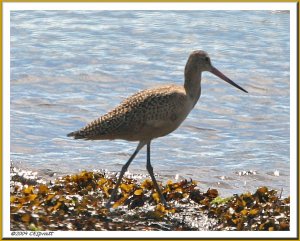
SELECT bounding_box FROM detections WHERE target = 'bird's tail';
[67,119,106,140]
[67,130,86,139]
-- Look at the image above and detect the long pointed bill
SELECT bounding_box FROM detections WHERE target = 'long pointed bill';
[210,66,248,93]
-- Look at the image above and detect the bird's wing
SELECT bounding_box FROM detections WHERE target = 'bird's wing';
[67,85,186,140]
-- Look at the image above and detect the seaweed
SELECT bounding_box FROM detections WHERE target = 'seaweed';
[10,168,290,231]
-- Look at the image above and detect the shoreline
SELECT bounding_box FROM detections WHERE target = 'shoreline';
[10,165,290,231]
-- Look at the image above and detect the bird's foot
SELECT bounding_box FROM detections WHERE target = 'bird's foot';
[105,200,114,210]
[160,197,170,209]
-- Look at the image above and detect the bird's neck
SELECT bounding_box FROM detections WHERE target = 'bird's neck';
[184,71,202,106]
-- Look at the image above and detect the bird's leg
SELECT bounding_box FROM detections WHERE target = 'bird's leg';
[106,141,145,209]
[146,142,168,207]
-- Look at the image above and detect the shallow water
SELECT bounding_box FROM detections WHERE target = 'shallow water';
[10,10,290,197]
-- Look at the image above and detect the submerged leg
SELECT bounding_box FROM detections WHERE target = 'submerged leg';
[106,141,145,208]
[146,142,168,207]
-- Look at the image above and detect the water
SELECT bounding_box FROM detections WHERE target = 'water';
[10,10,290,197]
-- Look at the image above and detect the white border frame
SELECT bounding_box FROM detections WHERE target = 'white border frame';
[3,2,298,239]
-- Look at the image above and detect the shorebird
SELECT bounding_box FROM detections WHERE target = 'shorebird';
[67,50,248,208]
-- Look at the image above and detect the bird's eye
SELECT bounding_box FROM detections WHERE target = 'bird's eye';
[205,57,210,62]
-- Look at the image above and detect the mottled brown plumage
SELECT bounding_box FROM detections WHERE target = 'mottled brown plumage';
[67,85,187,141]
[67,50,247,209]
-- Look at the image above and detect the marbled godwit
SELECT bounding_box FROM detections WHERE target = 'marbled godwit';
[67,50,248,208]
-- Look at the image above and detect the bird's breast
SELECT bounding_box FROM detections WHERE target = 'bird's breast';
[82,85,199,142]
[134,98,194,141]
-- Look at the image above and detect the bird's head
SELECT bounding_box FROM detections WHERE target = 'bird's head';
[187,50,213,72]
[185,50,248,93]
